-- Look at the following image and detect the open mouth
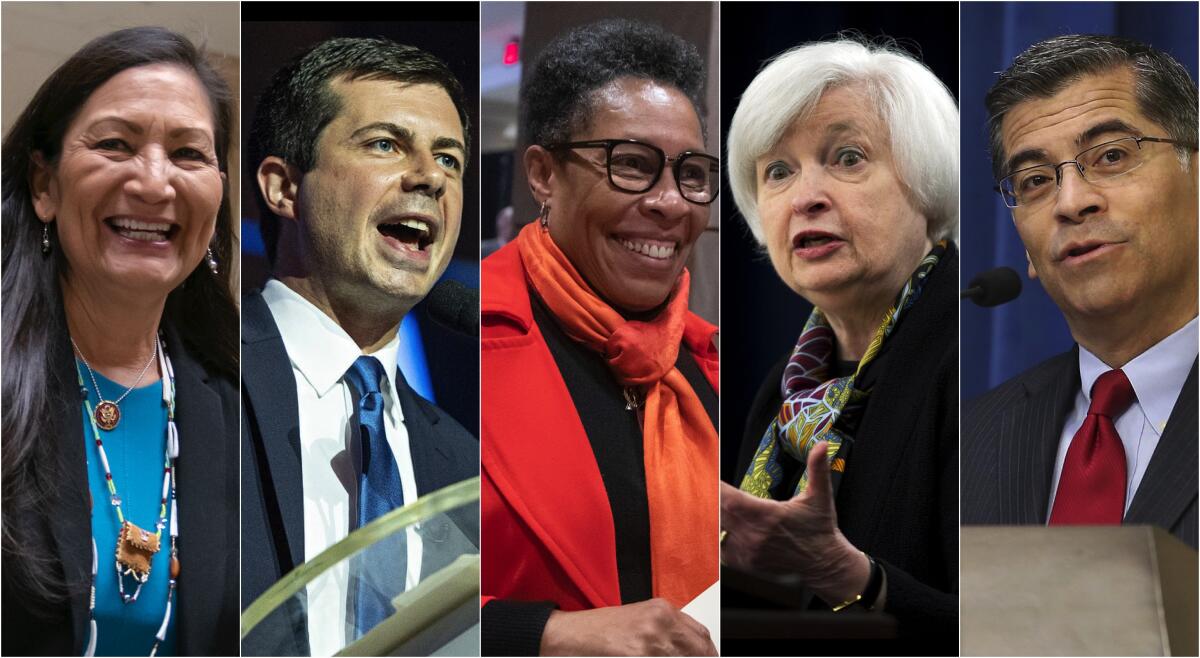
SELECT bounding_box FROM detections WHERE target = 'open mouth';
[618,237,678,261]
[1066,244,1102,258]
[796,236,839,248]
[378,217,435,252]
[1059,241,1120,263]
[105,217,177,242]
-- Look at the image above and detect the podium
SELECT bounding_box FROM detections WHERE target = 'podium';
[242,478,480,656]
[961,525,1197,656]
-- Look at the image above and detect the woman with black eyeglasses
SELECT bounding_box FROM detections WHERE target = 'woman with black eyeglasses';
[479,18,719,657]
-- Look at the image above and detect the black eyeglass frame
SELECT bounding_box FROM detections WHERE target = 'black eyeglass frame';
[545,138,721,205]
[994,135,1198,209]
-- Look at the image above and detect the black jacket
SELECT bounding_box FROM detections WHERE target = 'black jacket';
[730,246,959,655]
[963,346,1198,548]
[2,327,240,656]
[240,289,479,655]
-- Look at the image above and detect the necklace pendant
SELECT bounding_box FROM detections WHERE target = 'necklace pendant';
[116,520,159,583]
[94,401,121,431]
[623,387,641,411]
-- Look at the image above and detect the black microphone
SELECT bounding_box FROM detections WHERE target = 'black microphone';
[961,267,1022,307]
[426,279,479,337]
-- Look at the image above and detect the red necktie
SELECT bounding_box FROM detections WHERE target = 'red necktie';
[1049,369,1135,525]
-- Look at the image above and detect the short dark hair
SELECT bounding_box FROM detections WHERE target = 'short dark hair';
[249,37,470,264]
[985,34,1198,180]
[520,18,706,149]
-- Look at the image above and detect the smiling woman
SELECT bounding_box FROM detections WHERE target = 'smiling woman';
[1,26,239,657]
[480,17,720,657]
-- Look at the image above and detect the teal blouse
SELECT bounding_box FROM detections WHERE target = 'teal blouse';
[81,365,177,656]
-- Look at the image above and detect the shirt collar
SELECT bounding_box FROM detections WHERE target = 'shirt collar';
[262,279,402,400]
[1078,316,1198,435]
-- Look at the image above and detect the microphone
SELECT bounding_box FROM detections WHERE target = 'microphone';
[961,267,1022,307]
[426,279,479,337]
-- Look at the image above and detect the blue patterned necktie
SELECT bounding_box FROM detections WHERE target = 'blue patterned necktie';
[344,355,405,637]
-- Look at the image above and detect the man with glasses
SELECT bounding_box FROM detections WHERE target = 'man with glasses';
[963,35,1198,548]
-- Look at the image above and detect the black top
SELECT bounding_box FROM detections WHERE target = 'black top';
[2,325,240,657]
[727,244,960,657]
[481,290,718,656]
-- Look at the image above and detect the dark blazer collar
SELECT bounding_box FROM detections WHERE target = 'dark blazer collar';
[49,345,91,654]
[164,325,233,654]
[241,290,306,573]
[996,347,1080,524]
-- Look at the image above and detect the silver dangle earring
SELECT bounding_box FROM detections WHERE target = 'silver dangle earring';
[41,224,51,254]
[538,201,550,229]
[206,247,218,274]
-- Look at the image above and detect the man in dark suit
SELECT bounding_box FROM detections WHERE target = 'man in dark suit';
[963,35,1198,548]
[240,38,478,655]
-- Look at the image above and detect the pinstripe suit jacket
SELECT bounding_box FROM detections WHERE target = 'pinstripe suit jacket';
[962,348,1198,549]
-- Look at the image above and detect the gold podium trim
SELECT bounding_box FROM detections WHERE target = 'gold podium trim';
[240,477,481,638]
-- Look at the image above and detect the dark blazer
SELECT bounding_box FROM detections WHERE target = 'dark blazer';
[1,327,240,656]
[962,347,1199,548]
[240,289,479,655]
[730,246,959,655]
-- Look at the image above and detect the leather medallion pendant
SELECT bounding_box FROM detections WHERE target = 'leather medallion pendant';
[116,520,160,582]
[94,401,120,431]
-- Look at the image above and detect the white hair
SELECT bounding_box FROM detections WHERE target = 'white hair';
[727,39,960,244]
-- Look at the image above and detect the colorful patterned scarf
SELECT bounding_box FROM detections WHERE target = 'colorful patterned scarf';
[741,241,947,499]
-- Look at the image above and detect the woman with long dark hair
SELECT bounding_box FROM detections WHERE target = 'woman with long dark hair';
[1,27,238,655]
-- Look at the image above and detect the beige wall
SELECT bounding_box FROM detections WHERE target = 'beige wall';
[2,1,241,288]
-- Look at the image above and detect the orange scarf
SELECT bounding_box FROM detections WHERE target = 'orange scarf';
[517,222,718,608]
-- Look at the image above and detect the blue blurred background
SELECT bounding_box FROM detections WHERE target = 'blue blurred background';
[960,1,1198,401]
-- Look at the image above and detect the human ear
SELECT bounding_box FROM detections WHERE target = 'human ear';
[524,145,557,206]
[256,156,301,221]
[29,152,57,223]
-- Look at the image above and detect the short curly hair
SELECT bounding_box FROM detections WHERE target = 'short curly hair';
[520,18,706,148]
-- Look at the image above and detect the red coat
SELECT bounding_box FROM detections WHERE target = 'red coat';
[480,240,719,610]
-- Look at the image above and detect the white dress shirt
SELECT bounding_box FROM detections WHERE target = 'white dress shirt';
[1047,317,1199,517]
[262,279,423,655]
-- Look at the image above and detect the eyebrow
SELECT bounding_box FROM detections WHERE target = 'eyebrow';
[350,121,466,156]
[1004,119,1142,175]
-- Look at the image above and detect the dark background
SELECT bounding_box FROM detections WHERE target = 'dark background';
[960,1,1199,401]
[241,2,481,434]
[719,2,959,485]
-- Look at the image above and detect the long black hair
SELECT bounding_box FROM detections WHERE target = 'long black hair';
[1,26,238,608]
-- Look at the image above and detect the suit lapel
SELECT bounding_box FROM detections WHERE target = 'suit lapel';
[998,350,1079,524]
[170,333,226,653]
[394,367,452,498]
[1126,360,1198,530]
[49,360,91,654]
[241,292,306,572]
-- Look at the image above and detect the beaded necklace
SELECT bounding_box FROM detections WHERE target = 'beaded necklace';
[76,333,179,657]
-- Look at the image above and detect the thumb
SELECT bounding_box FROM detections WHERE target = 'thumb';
[800,440,835,509]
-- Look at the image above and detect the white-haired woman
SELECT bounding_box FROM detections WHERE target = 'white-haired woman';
[719,39,958,649]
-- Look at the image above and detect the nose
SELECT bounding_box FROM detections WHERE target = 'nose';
[123,149,176,205]
[400,152,447,200]
[1052,163,1105,223]
[639,167,691,224]
[790,168,832,218]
